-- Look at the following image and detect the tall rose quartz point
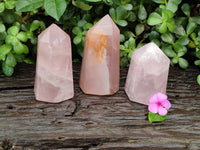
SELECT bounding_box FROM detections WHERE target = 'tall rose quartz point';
[79,14,120,95]
[125,42,170,105]
[34,24,74,103]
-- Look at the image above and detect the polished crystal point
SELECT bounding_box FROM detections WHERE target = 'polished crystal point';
[80,14,120,95]
[34,23,74,103]
[125,42,170,105]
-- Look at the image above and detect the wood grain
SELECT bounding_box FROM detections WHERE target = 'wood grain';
[0,63,200,150]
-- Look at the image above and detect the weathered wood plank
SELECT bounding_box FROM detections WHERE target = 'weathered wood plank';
[0,63,200,149]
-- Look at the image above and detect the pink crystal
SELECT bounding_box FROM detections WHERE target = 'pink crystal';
[125,42,170,105]
[34,24,74,103]
[79,15,120,95]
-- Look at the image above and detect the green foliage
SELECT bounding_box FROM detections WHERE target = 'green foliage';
[0,0,45,76]
[148,111,167,123]
[16,0,68,21]
[16,0,43,12]
[197,74,200,85]
[0,0,199,85]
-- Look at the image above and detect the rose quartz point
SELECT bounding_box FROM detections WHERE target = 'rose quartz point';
[79,14,120,95]
[34,24,74,103]
[125,42,170,105]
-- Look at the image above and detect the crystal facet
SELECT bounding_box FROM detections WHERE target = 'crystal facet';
[34,24,74,103]
[80,14,120,95]
[125,42,170,105]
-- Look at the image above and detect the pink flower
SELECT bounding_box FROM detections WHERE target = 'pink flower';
[148,92,171,116]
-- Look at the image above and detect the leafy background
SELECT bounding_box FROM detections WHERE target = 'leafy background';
[0,0,200,84]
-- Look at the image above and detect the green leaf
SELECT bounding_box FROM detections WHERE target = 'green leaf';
[0,2,5,13]
[122,4,133,11]
[148,112,167,123]
[152,0,165,4]
[13,41,28,54]
[30,37,37,45]
[2,10,16,24]
[127,11,136,22]
[116,6,127,20]
[0,32,7,41]
[128,37,135,49]
[197,75,200,85]
[0,23,6,33]
[171,56,179,64]
[147,12,162,26]
[162,9,174,19]
[5,1,17,9]
[149,31,160,40]
[181,3,190,17]
[5,35,14,45]
[128,50,133,60]
[116,20,128,27]
[72,0,92,11]
[151,39,161,47]
[190,16,200,25]
[161,32,174,44]
[44,0,68,21]
[173,43,182,52]
[166,0,181,13]
[2,62,14,76]
[194,60,200,66]
[0,44,12,61]
[120,34,125,42]
[120,56,129,67]
[85,0,101,2]
[120,45,126,51]
[30,20,41,32]
[179,58,189,69]
[24,57,35,64]
[13,22,21,29]
[187,41,196,49]
[16,0,43,12]
[176,36,190,46]
[5,53,16,67]
[162,45,176,58]
[159,22,167,33]
[73,35,82,45]
[175,17,187,26]
[7,26,20,36]
[26,31,34,39]
[135,23,144,35]
[14,54,25,62]
[186,22,197,35]
[138,5,147,20]
[17,32,28,42]
[167,18,175,33]
[109,8,116,21]
[78,20,87,27]
[124,31,135,38]
[177,45,187,57]
[72,27,82,35]
[84,23,93,30]
[174,24,186,36]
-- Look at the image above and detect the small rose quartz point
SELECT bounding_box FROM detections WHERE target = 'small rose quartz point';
[125,42,170,105]
[79,14,120,95]
[34,24,74,103]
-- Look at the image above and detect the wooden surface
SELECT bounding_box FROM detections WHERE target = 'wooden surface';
[0,63,200,150]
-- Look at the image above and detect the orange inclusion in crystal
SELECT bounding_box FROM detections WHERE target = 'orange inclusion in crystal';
[86,29,107,63]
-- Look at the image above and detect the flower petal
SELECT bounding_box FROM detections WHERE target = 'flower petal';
[157,92,167,100]
[158,106,167,116]
[149,94,159,103]
[148,104,158,114]
[161,100,171,110]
